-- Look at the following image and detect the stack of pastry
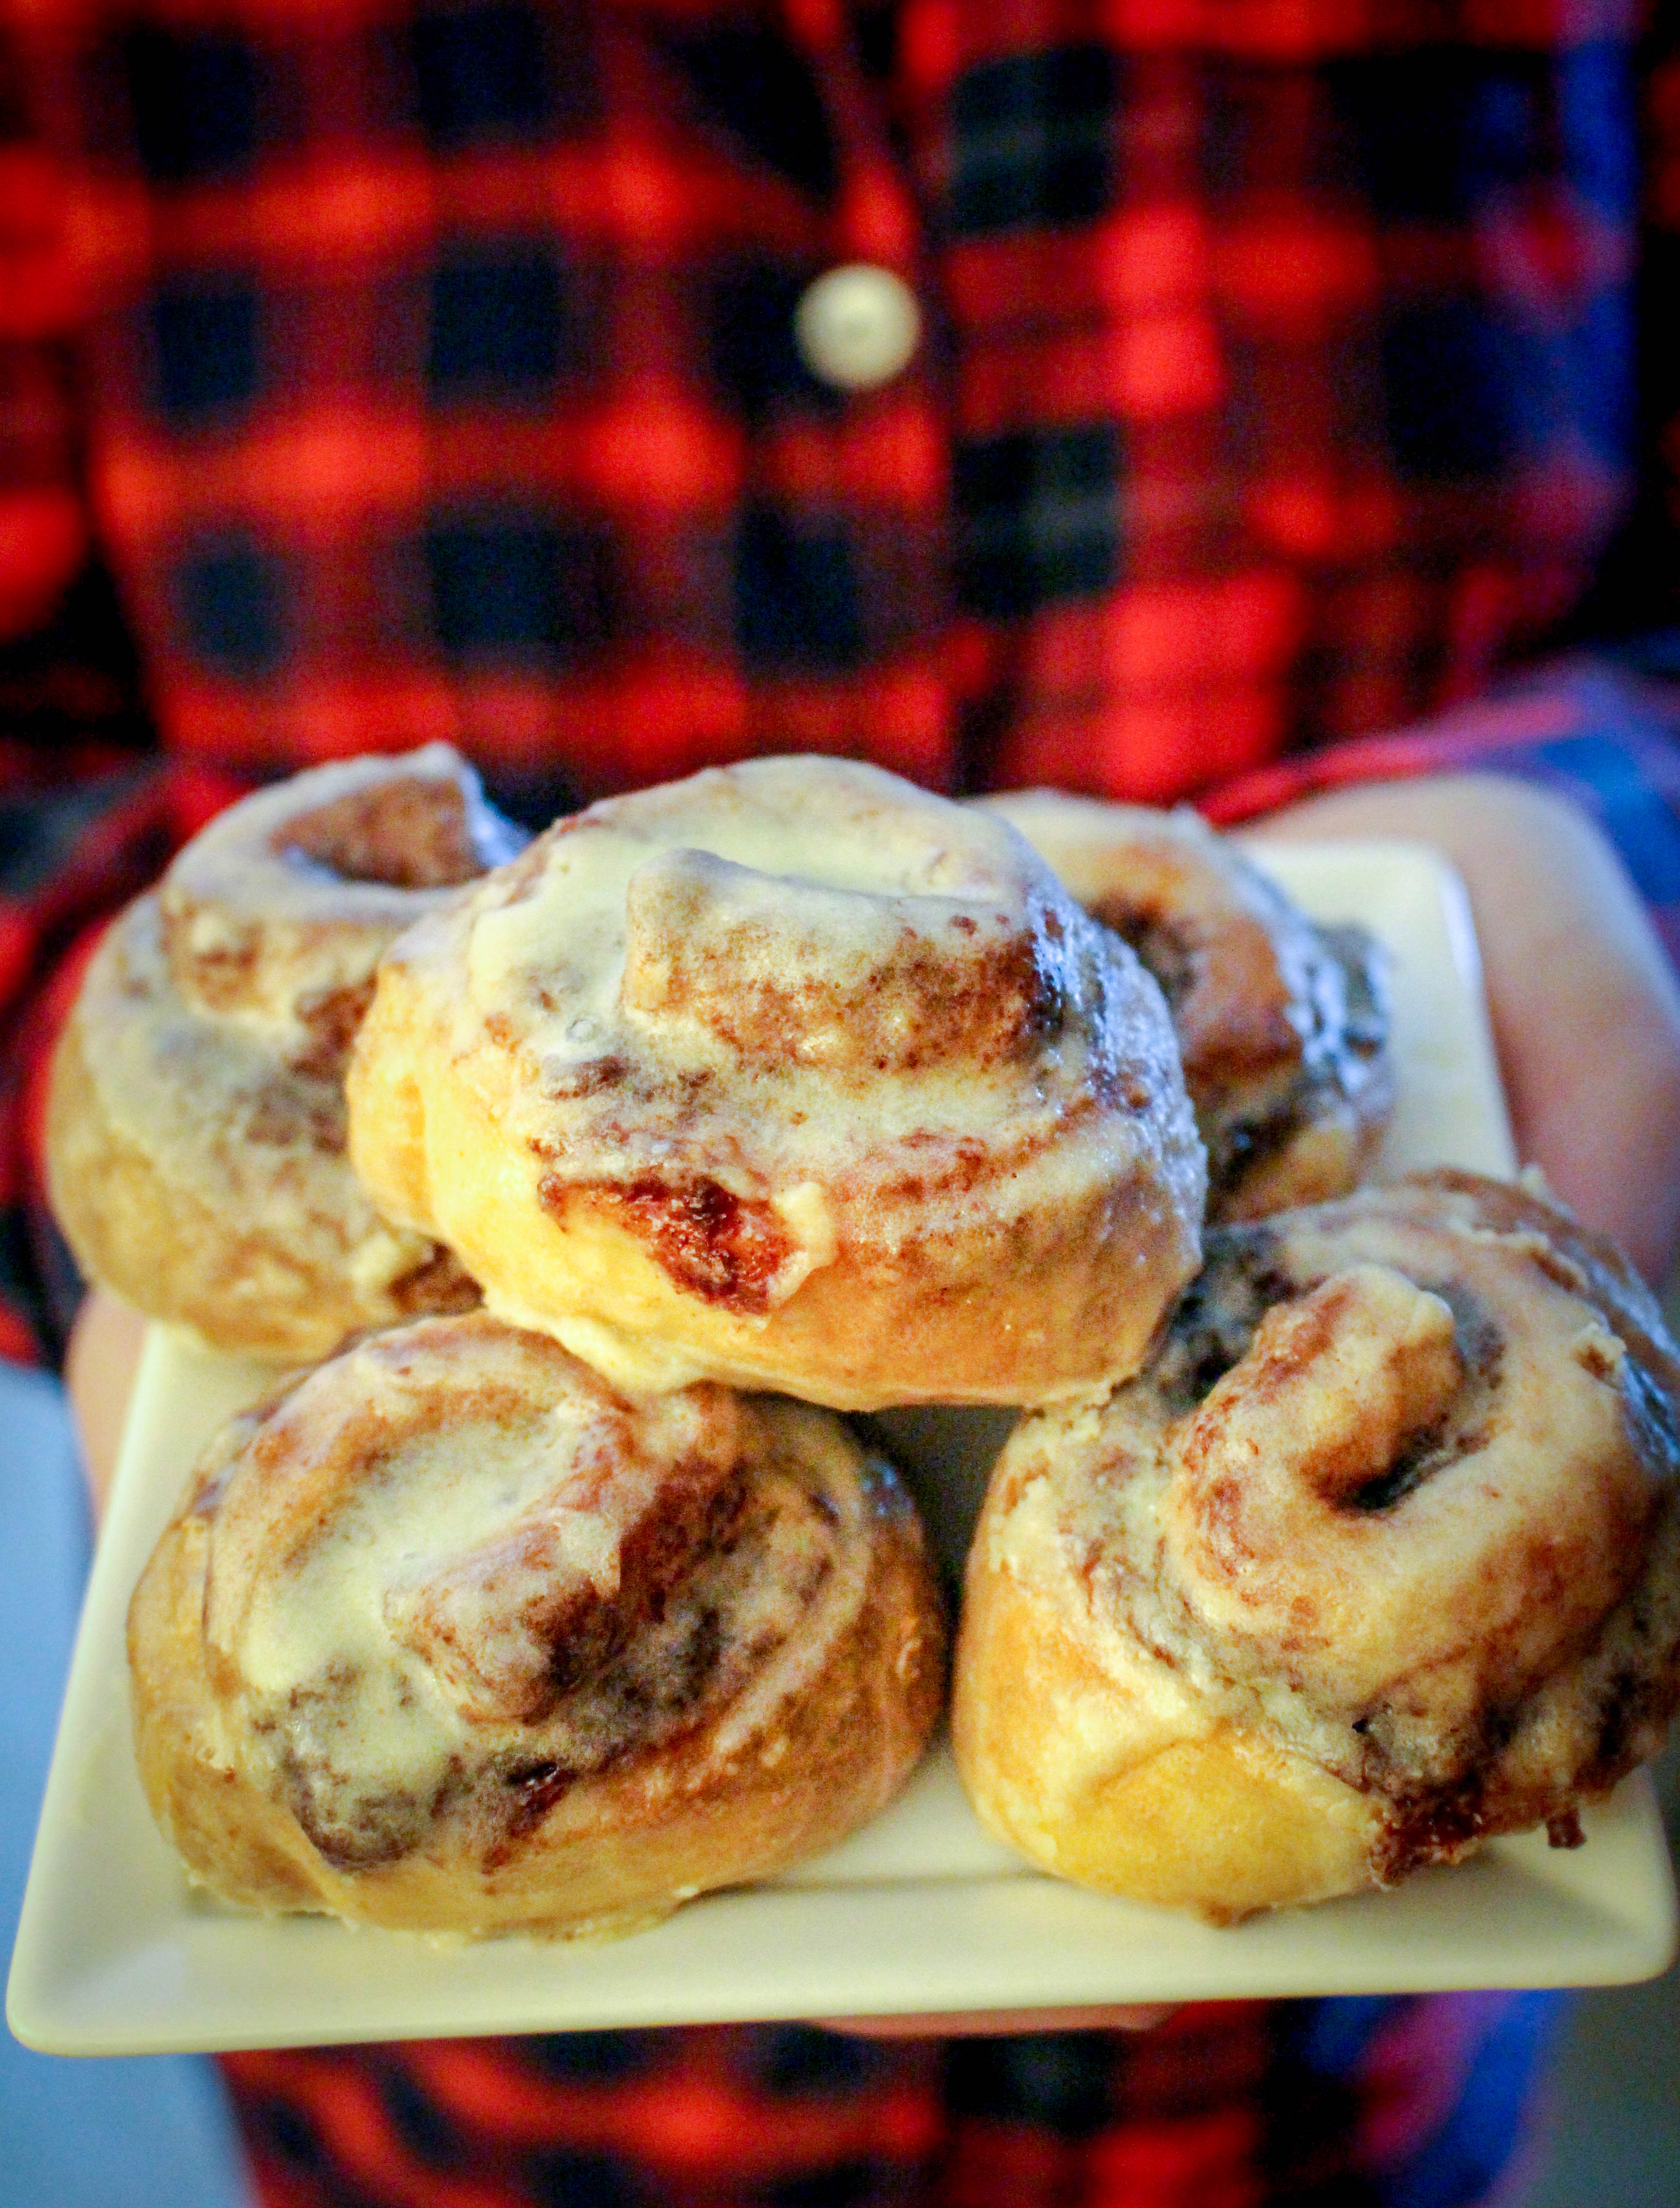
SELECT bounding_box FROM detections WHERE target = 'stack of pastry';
[54,751,1206,1936]
[47,748,1680,1937]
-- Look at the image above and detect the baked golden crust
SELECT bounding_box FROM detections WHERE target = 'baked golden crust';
[348,757,1207,1410]
[129,1313,945,1938]
[980,791,1393,1220]
[952,1171,1680,1919]
[47,900,480,1360]
[45,747,519,1359]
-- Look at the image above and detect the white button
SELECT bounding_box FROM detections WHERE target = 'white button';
[794,264,921,392]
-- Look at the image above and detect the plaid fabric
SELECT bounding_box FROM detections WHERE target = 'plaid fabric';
[0,0,1655,806]
[1583,0,1680,641]
[217,1996,1561,2208]
[5,0,948,803]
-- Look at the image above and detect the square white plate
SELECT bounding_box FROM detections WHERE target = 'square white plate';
[9,839,1676,2055]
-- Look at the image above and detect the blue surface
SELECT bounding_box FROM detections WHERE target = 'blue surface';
[0,1361,250,2208]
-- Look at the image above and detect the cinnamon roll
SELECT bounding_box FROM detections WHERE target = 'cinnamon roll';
[128,1312,945,1938]
[952,1170,1680,1920]
[46,746,523,1359]
[347,757,1206,1410]
[980,791,1392,1220]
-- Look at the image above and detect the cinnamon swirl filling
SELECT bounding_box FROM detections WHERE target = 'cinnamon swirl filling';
[954,1171,1680,1914]
[47,746,521,1359]
[348,757,1206,1408]
[161,742,521,1080]
[979,791,1394,1219]
[129,1314,945,1936]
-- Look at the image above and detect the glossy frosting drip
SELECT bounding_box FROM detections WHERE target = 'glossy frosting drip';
[980,791,1392,1210]
[989,1172,1680,1877]
[162,743,525,1078]
[195,1315,875,1870]
[86,892,447,1306]
[50,746,530,1355]
[431,758,1203,1314]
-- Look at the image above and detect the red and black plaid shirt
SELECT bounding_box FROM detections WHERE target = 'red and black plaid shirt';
[5,0,1679,800]
[4,4,1680,2203]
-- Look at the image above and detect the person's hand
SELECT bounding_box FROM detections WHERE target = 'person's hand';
[63,1285,147,1523]
[1249,772,1680,1289]
[817,2006,1173,2038]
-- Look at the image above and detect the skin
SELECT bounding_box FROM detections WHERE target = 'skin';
[62,772,1680,2036]
[1245,774,1680,1290]
[63,1284,146,1523]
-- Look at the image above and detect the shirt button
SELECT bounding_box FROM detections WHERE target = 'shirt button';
[794,264,921,392]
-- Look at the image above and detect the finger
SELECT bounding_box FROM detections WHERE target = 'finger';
[812,2006,1176,2038]
[63,1288,147,1520]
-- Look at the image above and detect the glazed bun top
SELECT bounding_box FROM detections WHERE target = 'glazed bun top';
[161,743,524,1078]
[987,1171,1680,1877]
[980,790,1392,1219]
[187,1313,900,1873]
[350,757,1206,1404]
[457,755,1188,1161]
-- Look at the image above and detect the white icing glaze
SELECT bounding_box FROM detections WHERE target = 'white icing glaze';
[198,1320,880,1863]
[979,788,1394,1217]
[87,895,439,1288]
[164,743,525,1066]
[988,1176,1680,1818]
[444,756,1202,1245]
